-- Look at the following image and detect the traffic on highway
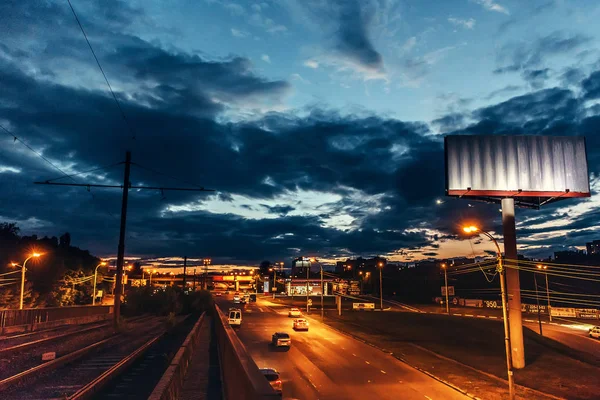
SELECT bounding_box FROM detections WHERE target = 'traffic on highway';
[216,291,470,400]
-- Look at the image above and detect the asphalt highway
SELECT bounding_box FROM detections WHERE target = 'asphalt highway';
[216,295,469,400]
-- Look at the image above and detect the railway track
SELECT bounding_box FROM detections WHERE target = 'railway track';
[0,314,200,400]
[0,316,167,399]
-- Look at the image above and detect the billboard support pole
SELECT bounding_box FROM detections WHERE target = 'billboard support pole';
[502,198,525,369]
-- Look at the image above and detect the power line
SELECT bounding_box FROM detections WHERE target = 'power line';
[1,123,121,221]
[43,161,123,183]
[66,0,137,140]
[131,162,210,190]
[1,123,73,178]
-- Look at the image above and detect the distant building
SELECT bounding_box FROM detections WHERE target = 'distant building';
[554,250,587,264]
[586,240,600,255]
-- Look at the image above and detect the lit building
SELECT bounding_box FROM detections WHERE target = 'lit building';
[586,240,600,255]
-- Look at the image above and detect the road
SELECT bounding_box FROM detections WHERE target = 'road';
[523,321,600,361]
[216,295,469,400]
[367,296,600,361]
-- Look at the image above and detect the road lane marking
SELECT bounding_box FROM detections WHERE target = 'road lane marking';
[452,313,462,316]
[489,316,498,319]
[524,319,535,322]
[477,315,487,318]
[352,353,357,357]
[258,307,264,312]
[380,370,386,374]
[465,314,474,317]
[425,396,433,400]
[365,361,370,365]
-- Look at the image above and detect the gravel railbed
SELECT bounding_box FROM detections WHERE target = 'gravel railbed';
[1,317,167,399]
[0,320,109,350]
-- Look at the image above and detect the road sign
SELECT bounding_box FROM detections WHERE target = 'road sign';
[352,303,375,310]
[441,286,455,296]
[307,299,313,306]
[263,281,269,294]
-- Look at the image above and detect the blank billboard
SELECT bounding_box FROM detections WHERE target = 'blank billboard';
[445,135,590,198]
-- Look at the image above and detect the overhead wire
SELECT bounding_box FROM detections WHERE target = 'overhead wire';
[66,0,137,141]
[131,162,209,190]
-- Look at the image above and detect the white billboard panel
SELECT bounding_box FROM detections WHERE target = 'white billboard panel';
[445,135,590,198]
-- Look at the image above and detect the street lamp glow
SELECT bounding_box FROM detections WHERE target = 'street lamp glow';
[463,226,479,233]
[32,252,42,258]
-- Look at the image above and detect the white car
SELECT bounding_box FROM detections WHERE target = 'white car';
[589,326,600,339]
[228,308,242,327]
[293,318,309,331]
[288,308,302,317]
[233,295,241,303]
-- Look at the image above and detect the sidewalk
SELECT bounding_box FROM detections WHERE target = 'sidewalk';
[180,316,222,400]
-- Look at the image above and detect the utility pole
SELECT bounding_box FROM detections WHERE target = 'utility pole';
[378,261,384,310]
[192,268,196,291]
[321,264,324,320]
[273,266,277,299]
[306,262,310,313]
[34,151,214,329]
[533,272,543,335]
[113,151,131,329]
[502,198,525,369]
[182,256,187,292]
[442,263,449,314]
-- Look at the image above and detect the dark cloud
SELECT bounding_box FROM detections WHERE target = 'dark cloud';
[522,68,551,89]
[485,85,523,100]
[334,0,383,71]
[262,205,295,216]
[1,1,600,264]
[582,71,600,100]
[494,31,591,75]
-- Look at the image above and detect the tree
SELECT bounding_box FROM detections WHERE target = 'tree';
[59,232,71,248]
[0,222,20,240]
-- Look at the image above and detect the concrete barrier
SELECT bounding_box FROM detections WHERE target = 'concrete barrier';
[147,313,206,400]
[214,304,280,400]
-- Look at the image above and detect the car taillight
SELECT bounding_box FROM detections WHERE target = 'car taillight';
[275,380,282,385]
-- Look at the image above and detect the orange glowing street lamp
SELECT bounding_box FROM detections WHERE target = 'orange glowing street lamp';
[10,252,43,310]
[463,224,514,399]
[93,261,107,305]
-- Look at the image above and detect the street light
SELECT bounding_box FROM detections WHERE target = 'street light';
[378,261,384,310]
[463,225,515,400]
[10,252,43,310]
[93,261,107,305]
[441,263,449,314]
[311,258,325,320]
[203,258,212,290]
[537,264,552,322]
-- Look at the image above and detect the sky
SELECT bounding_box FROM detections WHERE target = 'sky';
[1,0,600,265]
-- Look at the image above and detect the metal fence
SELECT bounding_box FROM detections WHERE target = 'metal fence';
[0,305,113,329]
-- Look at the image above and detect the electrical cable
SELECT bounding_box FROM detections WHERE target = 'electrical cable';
[43,161,123,183]
[131,162,209,190]
[66,0,137,140]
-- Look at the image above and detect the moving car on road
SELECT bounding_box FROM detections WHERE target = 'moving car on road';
[214,292,222,297]
[233,294,241,303]
[293,318,309,331]
[271,332,291,347]
[589,326,600,339]
[228,308,242,327]
[259,368,283,396]
[288,307,302,317]
[249,294,257,302]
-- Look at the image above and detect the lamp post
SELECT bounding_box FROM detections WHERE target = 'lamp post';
[537,264,551,322]
[93,261,107,305]
[463,225,514,400]
[378,261,384,310]
[441,263,449,314]
[311,258,325,320]
[306,259,310,313]
[533,271,543,335]
[10,252,42,310]
[203,258,211,290]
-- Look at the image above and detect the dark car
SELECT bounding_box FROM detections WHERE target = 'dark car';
[249,294,257,302]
